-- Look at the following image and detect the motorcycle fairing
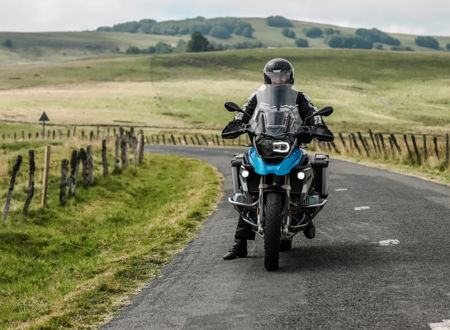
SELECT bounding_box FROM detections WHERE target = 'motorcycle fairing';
[249,146,303,176]
[249,84,302,136]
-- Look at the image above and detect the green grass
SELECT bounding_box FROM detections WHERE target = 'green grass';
[2,48,448,133]
[0,147,222,329]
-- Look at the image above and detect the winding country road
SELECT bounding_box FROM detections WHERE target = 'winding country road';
[104,145,450,330]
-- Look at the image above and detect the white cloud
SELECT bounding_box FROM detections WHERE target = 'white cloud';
[0,0,449,35]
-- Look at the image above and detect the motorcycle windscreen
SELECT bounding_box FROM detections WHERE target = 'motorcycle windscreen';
[251,85,302,136]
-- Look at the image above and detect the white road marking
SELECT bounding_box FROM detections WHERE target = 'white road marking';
[335,188,348,192]
[429,319,450,330]
[378,239,400,246]
[354,206,370,211]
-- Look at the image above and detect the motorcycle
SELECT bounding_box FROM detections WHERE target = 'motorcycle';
[222,85,334,271]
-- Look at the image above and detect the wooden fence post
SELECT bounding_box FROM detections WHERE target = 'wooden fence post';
[433,136,439,159]
[87,145,94,185]
[162,134,166,145]
[357,132,370,156]
[390,134,401,154]
[170,134,176,145]
[190,136,196,145]
[338,133,346,149]
[351,133,361,155]
[202,135,208,145]
[120,135,129,168]
[80,148,89,188]
[3,155,22,221]
[23,150,35,216]
[374,133,381,154]
[195,135,201,145]
[138,130,144,164]
[423,135,428,162]
[446,133,449,167]
[102,140,109,177]
[411,135,421,165]
[113,136,120,173]
[379,133,386,156]
[388,136,395,156]
[60,159,69,205]
[42,146,51,208]
[403,134,413,159]
[69,150,79,198]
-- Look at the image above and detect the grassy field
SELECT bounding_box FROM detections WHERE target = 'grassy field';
[0,139,222,328]
[0,48,449,134]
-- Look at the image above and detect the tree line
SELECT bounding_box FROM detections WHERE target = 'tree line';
[125,32,264,54]
[97,17,254,39]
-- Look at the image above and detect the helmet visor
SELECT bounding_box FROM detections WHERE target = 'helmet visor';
[265,71,291,85]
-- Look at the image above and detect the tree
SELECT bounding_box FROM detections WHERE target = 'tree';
[324,28,340,35]
[356,28,400,46]
[305,27,323,38]
[266,16,293,27]
[326,36,373,49]
[446,43,450,51]
[415,36,440,49]
[126,46,141,54]
[187,32,210,52]
[295,38,308,47]
[154,42,173,54]
[282,28,296,39]
[3,39,13,48]
[210,25,231,39]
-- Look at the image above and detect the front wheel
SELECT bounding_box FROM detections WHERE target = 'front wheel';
[264,192,283,271]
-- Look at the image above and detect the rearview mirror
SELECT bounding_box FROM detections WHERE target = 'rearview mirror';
[304,106,333,121]
[224,101,243,113]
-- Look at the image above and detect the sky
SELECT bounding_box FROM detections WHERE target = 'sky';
[0,0,449,36]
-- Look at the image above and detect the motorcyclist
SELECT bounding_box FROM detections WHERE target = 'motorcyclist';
[222,58,333,260]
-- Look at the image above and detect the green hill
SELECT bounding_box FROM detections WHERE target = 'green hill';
[1,17,449,67]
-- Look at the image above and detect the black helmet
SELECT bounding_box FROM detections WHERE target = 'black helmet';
[263,58,294,85]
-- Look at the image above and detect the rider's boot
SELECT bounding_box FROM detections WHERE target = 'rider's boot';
[304,222,315,239]
[223,239,248,260]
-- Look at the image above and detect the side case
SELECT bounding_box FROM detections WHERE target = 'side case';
[310,154,330,197]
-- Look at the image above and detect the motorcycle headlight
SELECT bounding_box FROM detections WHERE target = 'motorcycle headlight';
[257,139,291,158]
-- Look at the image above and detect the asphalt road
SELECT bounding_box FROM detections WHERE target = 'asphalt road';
[104,145,450,330]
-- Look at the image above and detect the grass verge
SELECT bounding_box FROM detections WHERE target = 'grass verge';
[0,153,222,329]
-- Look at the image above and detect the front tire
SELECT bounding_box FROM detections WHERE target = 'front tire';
[264,192,283,271]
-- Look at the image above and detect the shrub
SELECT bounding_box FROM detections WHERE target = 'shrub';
[446,43,450,51]
[305,27,323,38]
[356,28,400,46]
[266,16,293,27]
[390,46,414,51]
[125,46,141,54]
[415,36,440,49]
[187,32,210,52]
[2,39,13,48]
[282,28,296,39]
[375,44,384,50]
[210,25,231,39]
[324,28,340,35]
[295,38,309,47]
[327,36,373,49]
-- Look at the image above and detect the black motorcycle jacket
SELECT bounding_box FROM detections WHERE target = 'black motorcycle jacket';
[231,85,334,142]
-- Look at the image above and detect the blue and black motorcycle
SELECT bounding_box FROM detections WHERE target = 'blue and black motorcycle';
[222,84,334,270]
